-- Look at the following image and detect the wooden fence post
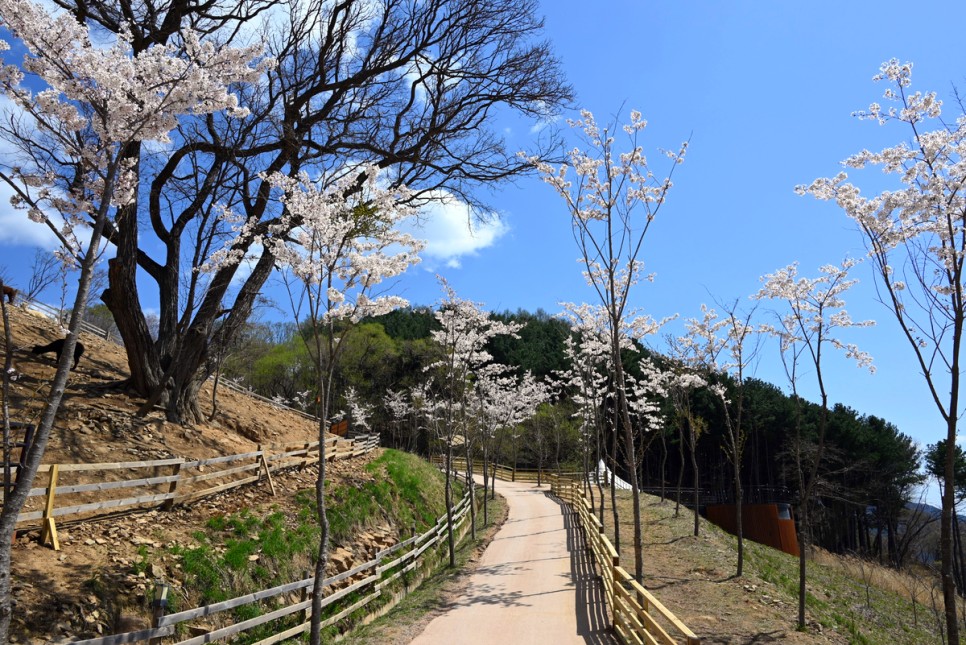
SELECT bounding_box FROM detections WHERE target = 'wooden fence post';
[39,464,59,551]
[257,444,276,496]
[611,555,620,625]
[149,582,169,645]
[299,570,311,625]
[300,442,311,470]
[163,461,182,510]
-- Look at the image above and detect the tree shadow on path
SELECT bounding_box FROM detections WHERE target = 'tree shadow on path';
[545,491,618,645]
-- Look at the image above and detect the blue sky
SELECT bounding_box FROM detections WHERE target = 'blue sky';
[398,0,966,507]
[2,1,965,502]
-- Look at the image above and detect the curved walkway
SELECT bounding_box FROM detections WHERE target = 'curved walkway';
[410,479,615,644]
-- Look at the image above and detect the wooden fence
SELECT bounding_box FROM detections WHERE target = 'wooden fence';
[550,475,701,645]
[7,434,380,550]
[64,490,472,645]
[429,456,581,484]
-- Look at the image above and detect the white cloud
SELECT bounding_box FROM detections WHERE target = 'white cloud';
[406,191,507,268]
[0,183,59,249]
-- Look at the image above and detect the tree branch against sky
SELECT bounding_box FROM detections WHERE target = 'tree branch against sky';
[798,59,966,643]
[0,0,573,426]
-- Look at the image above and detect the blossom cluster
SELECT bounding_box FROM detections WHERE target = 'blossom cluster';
[206,165,424,323]
[0,0,268,256]
[756,260,875,373]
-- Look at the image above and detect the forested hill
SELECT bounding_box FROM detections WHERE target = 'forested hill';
[220,306,932,566]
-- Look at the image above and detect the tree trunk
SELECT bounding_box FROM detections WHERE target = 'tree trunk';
[942,414,962,643]
[610,409,620,553]
[659,428,667,503]
[596,424,605,526]
[798,502,809,630]
[445,440,455,567]
[675,423,684,518]
[688,417,700,537]
[464,435,476,541]
[308,417,331,645]
[482,444,489,527]
[0,218,105,641]
[735,470,744,577]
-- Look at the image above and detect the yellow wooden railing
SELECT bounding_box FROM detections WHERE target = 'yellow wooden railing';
[550,475,701,645]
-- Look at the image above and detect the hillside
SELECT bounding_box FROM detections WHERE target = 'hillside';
[0,304,430,641]
[0,304,949,644]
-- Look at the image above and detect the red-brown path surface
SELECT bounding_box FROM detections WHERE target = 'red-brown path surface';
[410,479,615,644]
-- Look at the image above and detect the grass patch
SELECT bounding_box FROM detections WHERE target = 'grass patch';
[152,449,461,640]
[603,489,945,644]
[327,450,462,542]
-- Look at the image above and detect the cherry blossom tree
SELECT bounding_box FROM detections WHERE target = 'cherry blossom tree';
[242,167,422,644]
[677,302,760,576]
[32,0,572,426]
[384,388,416,450]
[472,367,546,524]
[798,60,966,640]
[756,259,873,630]
[560,301,630,542]
[0,0,265,638]
[531,110,687,581]
[662,354,707,534]
[559,310,611,524]
[429,279,520,565]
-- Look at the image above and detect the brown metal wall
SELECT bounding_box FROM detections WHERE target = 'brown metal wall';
[706,503,799,557]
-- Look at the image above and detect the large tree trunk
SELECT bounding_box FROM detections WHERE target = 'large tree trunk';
[103,167,165,398]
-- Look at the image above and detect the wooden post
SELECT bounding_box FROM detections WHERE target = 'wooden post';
[299,570,311,624]
[149,582,169,645]
[162,461,182,510]
[611,556,620,625]
[300,442,311,470]
[39,464,59,551]
[257,445,276,496]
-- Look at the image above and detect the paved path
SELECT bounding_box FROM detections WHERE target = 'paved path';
[410,480,614,644]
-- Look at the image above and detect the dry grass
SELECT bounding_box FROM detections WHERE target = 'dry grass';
[594,488,948,644]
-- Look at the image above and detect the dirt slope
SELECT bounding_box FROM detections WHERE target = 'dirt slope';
[0,304,335,641]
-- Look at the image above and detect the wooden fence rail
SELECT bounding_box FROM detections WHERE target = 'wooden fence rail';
[550,476,701,645]
[65,491,474,645]
[4,434,380,550]
[429,456,581,485]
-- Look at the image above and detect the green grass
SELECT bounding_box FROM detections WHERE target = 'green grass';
[155,449,463,640]
[327,449,461,542]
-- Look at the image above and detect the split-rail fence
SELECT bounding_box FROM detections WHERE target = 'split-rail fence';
[7,434,379,551]
[64,490,473,644]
